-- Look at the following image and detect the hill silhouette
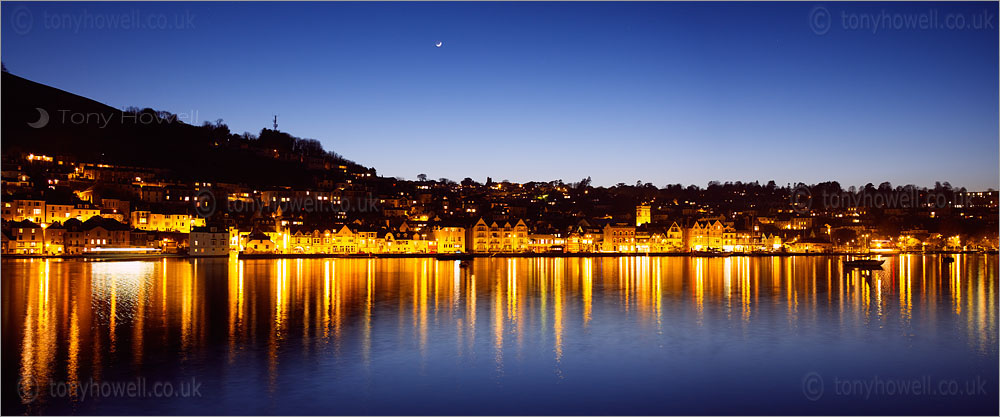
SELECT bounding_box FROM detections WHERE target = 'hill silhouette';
[1,71,369,188]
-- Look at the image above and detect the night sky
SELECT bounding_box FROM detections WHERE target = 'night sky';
[3,2,997,189]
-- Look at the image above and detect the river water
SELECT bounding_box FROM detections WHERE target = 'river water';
[2,255,996,415]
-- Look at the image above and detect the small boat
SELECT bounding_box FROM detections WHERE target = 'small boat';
[436,253,473,261]
[843,258,884,269]
[943,256,955,264]
[459,260,471,268]
[844,235,884,269]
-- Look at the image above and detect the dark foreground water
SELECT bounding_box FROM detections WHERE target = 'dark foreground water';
[2,255,997,415]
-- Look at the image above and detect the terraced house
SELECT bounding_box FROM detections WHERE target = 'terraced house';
[5,220,43,254]
[565,222,601,253]
[61,217,132,254]
[2,199,45,223]
[45,202,100,224]
[190,225,229,256]
[432,224,466,253]
[131,210,205,233]
[602,223,636,252]
[288,227,336,254]
[685,219,731,251]
[467,218,529,253]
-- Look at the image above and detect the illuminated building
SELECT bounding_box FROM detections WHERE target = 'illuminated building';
[131,210,205,233]
[2,199,45,223]
[382,231,430,253]
[432,225,466,253]
[44,202,100,224]
[244,230,276,254]
[100,198,131,218]
[602,223,636,252]
[7,220,43,254]
[775,217,812,230]
[636,204,651,226]
[61,217,132,254]
[685,219,728,251]
[330,225,359,253]
[527,233,565,253]
[44,203,74,223]
[762,233,783,251]
[43,222,65,255]
[355,226,380,253]
[786,235,834,253]
[565,220,601,253]
[289,228,333,254]
[666,222,684,249]
[190,226,230,256]
[260,189,342,210]
[467,218,529,253]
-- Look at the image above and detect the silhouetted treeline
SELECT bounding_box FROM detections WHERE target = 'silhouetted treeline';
[3,72,368,188]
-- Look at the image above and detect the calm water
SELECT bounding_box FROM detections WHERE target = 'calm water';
[2,255,997,415]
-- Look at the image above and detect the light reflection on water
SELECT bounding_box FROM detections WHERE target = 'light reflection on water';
[2,255,997,415]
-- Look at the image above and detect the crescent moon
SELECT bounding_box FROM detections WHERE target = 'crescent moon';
[435,41,443,48]
[27,107,49,129]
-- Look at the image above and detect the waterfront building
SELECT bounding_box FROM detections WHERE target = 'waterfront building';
[528,233,565,253]
[190,225,230,256]
[330,224,359,253]
[44,221,66,255]
[356,226,381,254]
[603,223,636,252]
[61,217,132,254]
[686,219,721,251]
[432,224,466,253]
[565,220,601,253]
[666,222,684,250]
[244,229,276,254]
[467,218,529,253]
[7,220,43,254]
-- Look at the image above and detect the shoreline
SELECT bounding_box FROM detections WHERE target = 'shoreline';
[1,250,995,262]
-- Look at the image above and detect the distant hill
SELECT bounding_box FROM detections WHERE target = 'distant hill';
[1,71,369,187]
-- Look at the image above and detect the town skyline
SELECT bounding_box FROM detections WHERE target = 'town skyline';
[3,69,993,194]
[3,68,996,258]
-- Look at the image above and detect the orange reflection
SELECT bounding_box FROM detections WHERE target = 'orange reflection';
[5,254,997,410]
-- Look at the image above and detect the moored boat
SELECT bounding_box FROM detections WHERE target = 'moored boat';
[843,258,884,269]
[436,253,474,261]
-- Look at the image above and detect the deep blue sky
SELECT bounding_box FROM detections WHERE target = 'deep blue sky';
[3,2,997,189]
